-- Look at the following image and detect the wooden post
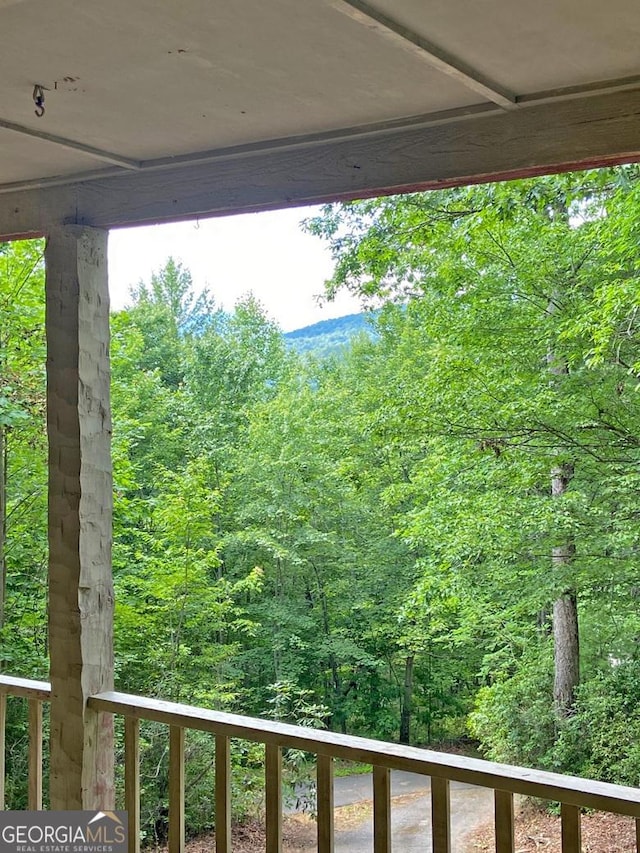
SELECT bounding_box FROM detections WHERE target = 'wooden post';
[494,789,515,853]
[316,754,334,853]
[169,726,185,853]
[560,803,581,853]
[431,776,451,853]
[125,717,141,853]
[215,735,231,853]
[373,766,391,853]
[265,744,282,853]
[0,691,5,809]
[28,699,43,810]
[45,225,114,810]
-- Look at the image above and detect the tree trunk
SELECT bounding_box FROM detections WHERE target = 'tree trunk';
[536,606,552,636]
[399,653,414,744]
[549,423,579,716]
[553,588,579,713]
[311,561,348,733]
[547,272,580,717]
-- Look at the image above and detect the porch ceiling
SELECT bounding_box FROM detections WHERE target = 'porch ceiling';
[1,0,640,237]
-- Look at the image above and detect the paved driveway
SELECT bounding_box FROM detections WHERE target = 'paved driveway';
[298,771,493,852]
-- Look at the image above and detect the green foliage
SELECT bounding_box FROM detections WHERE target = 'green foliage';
[128,723,265,843]
[304,168,640,775]
[265,681,330,815]
[469,640,556,768]
[551,660,640,786]
[0,240,47,679]
[109,268,280,836]
[125,258,216,388]
[266,680,330,729]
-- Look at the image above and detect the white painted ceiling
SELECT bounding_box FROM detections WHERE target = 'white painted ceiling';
[1,0,639,191]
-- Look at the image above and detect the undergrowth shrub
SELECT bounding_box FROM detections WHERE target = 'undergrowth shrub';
[552,658,640,786]
[468,641,556,768]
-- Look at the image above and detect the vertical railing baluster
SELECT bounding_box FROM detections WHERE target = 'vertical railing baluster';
[317,754,334,853]
[560,803,581,853]
[169,726,185,853]
[125,717,140,853]
[373,766,391,853]
[0,692,5,810]
[431,776,451,853]
[494,790,515,853]
[265,743,282,853]
[636,817,640,853]
[215,735,231,853]
[28,698,42,810]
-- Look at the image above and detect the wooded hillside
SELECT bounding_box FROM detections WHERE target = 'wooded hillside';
[284,312,375,355]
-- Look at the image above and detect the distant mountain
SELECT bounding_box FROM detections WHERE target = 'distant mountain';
[284,312,375,356]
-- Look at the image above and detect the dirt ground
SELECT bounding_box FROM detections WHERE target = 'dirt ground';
[166,799,639,853]
[164,814,314,853]
[463,802,638,853]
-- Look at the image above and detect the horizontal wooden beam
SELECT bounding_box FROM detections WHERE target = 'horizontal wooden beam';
[89,689,640,818]
[0,117,141,170]
[332,0,515,108]
[1,87,639,240]
[0,102,498,197]
[0,674,51,700]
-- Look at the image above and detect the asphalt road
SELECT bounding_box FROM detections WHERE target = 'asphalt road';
[295,771,493,852]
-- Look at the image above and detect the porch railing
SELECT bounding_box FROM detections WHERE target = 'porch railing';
[2,674,640,853]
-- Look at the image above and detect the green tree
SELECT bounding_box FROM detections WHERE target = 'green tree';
[110,267,281,837]
[306,168,640,760]
[224,337,478,743]
[0,240,47,673]
[0,240,47,810]
[126,257,216,388]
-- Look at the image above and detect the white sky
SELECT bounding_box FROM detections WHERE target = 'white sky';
[108,206,362,332]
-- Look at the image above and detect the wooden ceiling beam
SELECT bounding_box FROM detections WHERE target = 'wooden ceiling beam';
[331,0,516,108]
[1,87,639,241]
[0,118,141,170]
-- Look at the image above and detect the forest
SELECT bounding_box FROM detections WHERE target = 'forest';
[2,167,640,835]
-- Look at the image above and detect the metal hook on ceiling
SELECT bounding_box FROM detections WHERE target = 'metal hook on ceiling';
[33,84,45,118]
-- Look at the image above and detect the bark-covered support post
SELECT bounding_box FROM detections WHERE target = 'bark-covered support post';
[45,225,114,809]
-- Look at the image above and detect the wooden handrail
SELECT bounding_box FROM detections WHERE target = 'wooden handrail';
[87,689,640,818]
[0,675,51,701]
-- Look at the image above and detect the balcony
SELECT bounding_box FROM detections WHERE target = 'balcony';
[2,674,640,853]
[1,5,640,853]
